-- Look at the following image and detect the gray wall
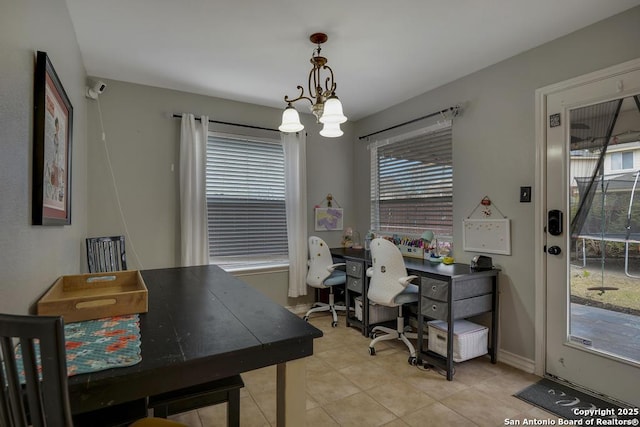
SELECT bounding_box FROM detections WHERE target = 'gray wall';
[0,0,88,314]
[353,6,640,361]
[85,79,355,307]
[2,0,638,364]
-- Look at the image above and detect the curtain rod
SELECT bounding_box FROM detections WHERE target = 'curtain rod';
[358,105,462,140]
[172,114,279,132]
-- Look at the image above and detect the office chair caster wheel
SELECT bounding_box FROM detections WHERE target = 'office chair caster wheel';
[408,356,417,366]
[331,321,338,327]
[368,347,376,356]
[303,316,309,322]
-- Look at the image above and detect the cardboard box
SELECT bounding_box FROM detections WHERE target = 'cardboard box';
[427,319,488,362]
[38,270,148,322]
[355,296,397,324]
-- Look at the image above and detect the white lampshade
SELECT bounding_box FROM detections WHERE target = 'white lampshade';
[319,95,347,124]
[319,121,343,138]
[279,106,304,132]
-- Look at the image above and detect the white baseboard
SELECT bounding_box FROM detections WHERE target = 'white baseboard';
[286,303,313,315]
[497,349,536,373]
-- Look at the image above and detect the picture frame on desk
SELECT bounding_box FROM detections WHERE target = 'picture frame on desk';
[32,51,73,226]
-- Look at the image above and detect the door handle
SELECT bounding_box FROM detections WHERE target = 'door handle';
[548,246,562,255]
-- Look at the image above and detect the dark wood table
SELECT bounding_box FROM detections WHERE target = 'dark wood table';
[67,265,322,426]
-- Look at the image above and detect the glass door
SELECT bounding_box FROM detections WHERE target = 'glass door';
[544,64,640,406]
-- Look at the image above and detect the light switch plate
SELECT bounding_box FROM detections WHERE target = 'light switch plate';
[520,186,531,203]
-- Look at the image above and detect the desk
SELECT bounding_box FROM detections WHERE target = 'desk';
[67,265,322,426]
[330,247,498,380]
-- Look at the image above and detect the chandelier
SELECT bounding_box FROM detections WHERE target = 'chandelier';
[278,33,347,138]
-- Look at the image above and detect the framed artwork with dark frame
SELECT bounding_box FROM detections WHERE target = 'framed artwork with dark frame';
[32,51,73,225]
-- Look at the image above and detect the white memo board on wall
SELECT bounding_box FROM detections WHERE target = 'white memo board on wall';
[462,219,511,255]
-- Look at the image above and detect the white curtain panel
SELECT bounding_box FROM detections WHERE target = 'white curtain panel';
[282,131,308,297]
[179,114,210,266]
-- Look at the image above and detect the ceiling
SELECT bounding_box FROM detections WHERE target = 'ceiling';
[66,0,640,121]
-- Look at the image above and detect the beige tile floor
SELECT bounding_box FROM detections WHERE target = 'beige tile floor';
[168,315,556,427]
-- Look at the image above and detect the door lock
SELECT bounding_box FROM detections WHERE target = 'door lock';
[548,210,563,236]
[548,246,562,255]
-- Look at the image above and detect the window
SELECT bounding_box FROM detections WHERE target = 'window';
[370,122,453,238]
[610,151,634,170]
[206,133,288,270]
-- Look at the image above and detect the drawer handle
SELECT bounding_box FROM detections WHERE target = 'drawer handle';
[87,275,117,283]
[76,298,117,309]
[431,305,438,311]
[431,285,437,291]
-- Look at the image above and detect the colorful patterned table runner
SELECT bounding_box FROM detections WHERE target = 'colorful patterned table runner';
[17,314,142,381]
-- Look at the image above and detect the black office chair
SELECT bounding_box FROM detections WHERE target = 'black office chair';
[86,236,127,273]
[0,313,188,427]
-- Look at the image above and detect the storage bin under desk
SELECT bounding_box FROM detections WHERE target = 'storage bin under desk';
[354,296,396,324]
[427,319,488,362]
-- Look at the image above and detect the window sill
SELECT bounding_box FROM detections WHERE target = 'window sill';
[213,261,289,275]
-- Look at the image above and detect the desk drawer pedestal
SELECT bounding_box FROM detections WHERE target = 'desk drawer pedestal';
[416,270,498,381]
[344,259,367,334]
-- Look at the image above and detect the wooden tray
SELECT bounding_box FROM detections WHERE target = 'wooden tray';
[38,270,148,322]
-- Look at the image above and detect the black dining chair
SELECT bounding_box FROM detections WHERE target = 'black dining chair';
[0,313,187,427]
[147,375,244,425]
[86,236,128,273]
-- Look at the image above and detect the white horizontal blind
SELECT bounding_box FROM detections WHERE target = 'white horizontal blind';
[370,123,453,237]
[206,133,288,269]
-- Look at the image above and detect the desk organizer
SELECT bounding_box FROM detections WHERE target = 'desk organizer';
[374,233,426,259]
[427,319,488,362]
[397,244,424,259]
[38,270,148,322]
